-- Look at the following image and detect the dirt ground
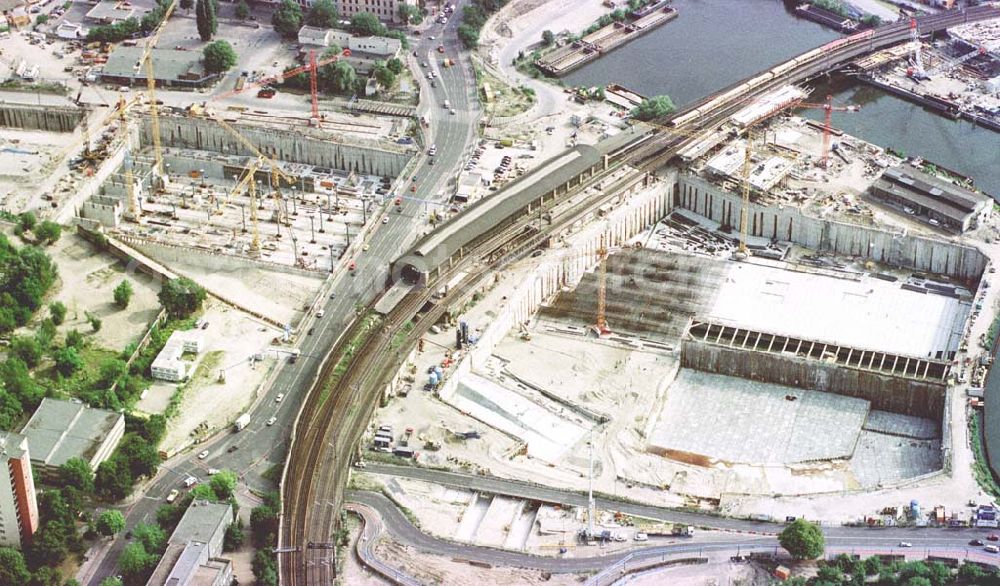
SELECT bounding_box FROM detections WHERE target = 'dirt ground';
[43,231,162,352]
[630,561,774,586]
[147,298,282,456]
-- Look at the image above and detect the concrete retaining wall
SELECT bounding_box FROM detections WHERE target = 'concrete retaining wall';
[0,103,82,132]
[119,234,321,279]
[677,174,987,283]
[680,339,946,420]
[142,116,414,177]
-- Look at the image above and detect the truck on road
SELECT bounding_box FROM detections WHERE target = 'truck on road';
[234,413,251,431]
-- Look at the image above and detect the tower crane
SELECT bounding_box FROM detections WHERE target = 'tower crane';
[136,0,179,186]
[907,18,928,79]
[794,95,860,167]
[229,156,267,254]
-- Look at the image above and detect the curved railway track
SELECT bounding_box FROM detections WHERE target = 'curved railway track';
[279,7,1000,583]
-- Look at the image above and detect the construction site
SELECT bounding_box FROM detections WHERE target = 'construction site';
[365,81,997,531]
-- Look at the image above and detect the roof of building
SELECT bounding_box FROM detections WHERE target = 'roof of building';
[147,543,187,586]
[103,47,210,82]
[882,167,990,213]
[191,558,231,585]
[164,541,209,586]
[20,398,123,468]
[297,25,330,46]
[0,0,24,12]
[85,1,135,22]
[0,431,28,461]
[169,500,232,548]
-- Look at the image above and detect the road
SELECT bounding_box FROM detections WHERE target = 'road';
[80,12,481,585]
[346,490,1000,580]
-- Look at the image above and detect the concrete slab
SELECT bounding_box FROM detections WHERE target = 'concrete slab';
[650,370,870,465]
[849,431,942,488]
[444,372,593,463]
[708,261,969,358]
[863,410,939,440]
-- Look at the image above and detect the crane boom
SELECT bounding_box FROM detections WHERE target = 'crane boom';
[138,0,178,181]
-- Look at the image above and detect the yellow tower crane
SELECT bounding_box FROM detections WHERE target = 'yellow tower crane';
[137,0,178,186]
[229,157,266,254]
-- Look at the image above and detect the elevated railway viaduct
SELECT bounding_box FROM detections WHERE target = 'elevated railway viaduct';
[281,7,1000,585]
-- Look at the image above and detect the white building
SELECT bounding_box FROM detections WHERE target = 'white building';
[298,26,402,60]
[0,432,39,548]
[151,330,204,382]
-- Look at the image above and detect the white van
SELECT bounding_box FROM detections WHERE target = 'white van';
[443,99,451,109]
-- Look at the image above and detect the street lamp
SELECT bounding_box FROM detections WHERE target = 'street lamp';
[309,215,316,243]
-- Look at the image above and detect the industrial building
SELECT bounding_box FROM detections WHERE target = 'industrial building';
[870,166,992,233]
[0,432,38,549]
[102,47,219,88]
[333,0,414,23]
[146,500,234,586]
[151,330,204,382]
[84,1,137,25]
[20,398,125,480]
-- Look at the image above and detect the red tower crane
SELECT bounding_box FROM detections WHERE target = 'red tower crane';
[592,235,611,337]
[309,49,319,121]
[796,95,860,167]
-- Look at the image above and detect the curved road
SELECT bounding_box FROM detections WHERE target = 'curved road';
[347,490,1000,578]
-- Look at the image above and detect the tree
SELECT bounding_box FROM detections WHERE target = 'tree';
[223,519,245,551]
[26,522,70,567]
[203,40,237,74]
[373,62,396,89]
[234,0,250,20]
[542,29,555,45]
[95,510,126,537]
[12,336,42,367]
[96,457,134,501]
[99,578,123,586]
[158,277,207,318]
[85,311,102,332]
[179,0,192,10]
[118,434,161,479]
[904,578,931,586]
[18,211,36,233]
[113,279,133,309]
[398,3,422,25]
[34,221,62,245]
[53,346,83,377]
[65,329,84,349]
[0,547,31,585]
[252,550,279,586]
[458,24,479,48]
[350,12,386,36]
[59,458,95,494]
[271,0,303,40]
[49,301,66,325]
[195,0,216,42]
[209,470,238,500]
[97,358,128,388]
[330,60,357,94]
[190,484,219,501]
[305,0,337,27]
[30,565,62,586]
[0,389,24,430]
[118,542,154,579]
[250,492,281,547]
[386,57,403,75]
[1,357,44,409]
[778,519,824,560]
[959,562,986,580]
[631,94,675,120]
[132,523,166,554]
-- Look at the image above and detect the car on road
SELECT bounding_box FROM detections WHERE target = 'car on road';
[382,216,389,224]
[267,416,277,426]
[988,533,999,541]
[308,327,314,335]
[227,445,239,453]
[429,35,435,40]
[450,108,456,115]
[316,309,325,318]
[183,476,198,488]
[198,450,209,460]
[988,545,1000,554]
[276,393,285,403]
[207,468,219,475]
[634,533,648,542]
[166,489,179,503]
[971,539,985,546]
[898,542,912,548]
[363,244,370,251]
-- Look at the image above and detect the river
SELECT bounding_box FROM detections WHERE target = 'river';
[561,0,1000,196]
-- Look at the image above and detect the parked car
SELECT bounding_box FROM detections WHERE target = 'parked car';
[198,450,209,460]
[276,393,285,403]
[634,533,648,542]
[166,489,179,503]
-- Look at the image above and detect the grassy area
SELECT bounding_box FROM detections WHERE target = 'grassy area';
[0,79,68,95]
[390,321,415,350]
[474,61,535,118]
[970,411,1000,498]
[379,487,421,528]
[317,312,382,407]
[347,472,383,492]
